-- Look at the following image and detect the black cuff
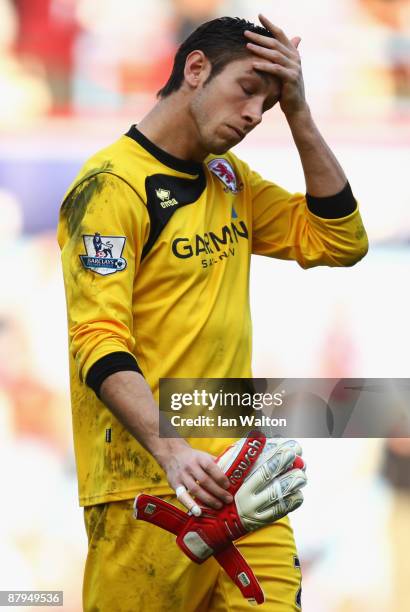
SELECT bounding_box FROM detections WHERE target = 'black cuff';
[86,351,142,398]
[306,181,357,219]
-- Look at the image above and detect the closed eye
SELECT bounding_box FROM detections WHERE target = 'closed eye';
[241,85,253,96]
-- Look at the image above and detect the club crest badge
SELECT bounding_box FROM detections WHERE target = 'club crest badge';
[79,233,127,276]
[208,158,242,194]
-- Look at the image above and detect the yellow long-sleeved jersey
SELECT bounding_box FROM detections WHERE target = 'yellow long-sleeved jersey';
[57,126,368,506]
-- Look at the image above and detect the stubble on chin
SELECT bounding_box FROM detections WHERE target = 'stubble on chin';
[203,130,232,156]
[208,143,231,155]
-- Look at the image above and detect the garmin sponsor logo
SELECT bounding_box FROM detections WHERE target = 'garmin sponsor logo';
[228,439,263,486]
[172,220,249,259]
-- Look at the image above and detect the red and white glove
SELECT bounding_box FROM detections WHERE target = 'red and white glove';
[134,433,306,605]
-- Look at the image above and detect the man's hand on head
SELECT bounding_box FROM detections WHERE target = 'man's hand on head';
[244,14,307,118]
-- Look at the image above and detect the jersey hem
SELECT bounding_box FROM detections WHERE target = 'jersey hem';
[79,484,174,507]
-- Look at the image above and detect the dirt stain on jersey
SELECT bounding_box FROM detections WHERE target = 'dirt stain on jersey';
[146,563,156,577]
[105,449,138,480]
[84,503,110,551]
[103,447,164,483]
[151,472,162,484]
[61,162,113,237]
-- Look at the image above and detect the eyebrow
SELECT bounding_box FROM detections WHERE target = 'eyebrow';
[241,69,280,108]
[243,68,270,83]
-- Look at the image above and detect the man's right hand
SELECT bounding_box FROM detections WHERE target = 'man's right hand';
[99,371,233,515]
[135,434,306,605]
[157,442,234,515]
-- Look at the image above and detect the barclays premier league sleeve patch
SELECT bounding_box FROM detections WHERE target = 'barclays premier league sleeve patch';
[79,233,127,276]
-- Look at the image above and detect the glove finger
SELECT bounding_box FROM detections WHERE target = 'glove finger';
[261,439,302,460]
[244,439,303,488]
[270,489,304,522]
[265,447,296,480]
[253,467,307,514]
[243,444,296,495]
[238,490,304,532]
[276,438,303,457]
[295,456,307,472]
[254,489,305,526]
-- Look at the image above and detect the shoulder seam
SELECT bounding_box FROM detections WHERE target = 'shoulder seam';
[63,170,147,210]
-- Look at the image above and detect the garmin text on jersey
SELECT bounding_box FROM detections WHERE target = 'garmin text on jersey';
[172,220,249,268]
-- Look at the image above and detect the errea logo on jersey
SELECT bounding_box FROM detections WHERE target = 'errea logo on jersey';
[156,188,179,208]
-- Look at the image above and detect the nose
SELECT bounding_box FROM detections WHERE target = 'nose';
[242,100,263,128]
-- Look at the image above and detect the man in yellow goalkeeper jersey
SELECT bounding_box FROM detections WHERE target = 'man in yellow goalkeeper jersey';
[58,14,368,611]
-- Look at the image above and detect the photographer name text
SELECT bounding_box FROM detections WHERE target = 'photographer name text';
[170,414,287,427]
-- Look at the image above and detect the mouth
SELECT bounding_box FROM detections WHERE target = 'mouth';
[226,125,244,139]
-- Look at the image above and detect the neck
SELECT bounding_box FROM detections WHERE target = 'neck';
[137,93,208,163]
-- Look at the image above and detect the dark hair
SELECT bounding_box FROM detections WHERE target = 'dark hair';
[157,17,274,98]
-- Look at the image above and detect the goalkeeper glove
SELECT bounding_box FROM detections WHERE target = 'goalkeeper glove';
[134,433,306,605]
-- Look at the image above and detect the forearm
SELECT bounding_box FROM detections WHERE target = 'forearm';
[100,370,188,468]
[286,106,347,197]
[244,17,348,199]
[99,370,232,511]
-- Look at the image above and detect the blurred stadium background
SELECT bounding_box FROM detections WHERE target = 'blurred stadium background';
[0,0,409,610]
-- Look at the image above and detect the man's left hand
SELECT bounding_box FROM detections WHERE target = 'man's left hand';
[245,14,307,117]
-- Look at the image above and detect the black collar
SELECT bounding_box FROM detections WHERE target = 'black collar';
[125,125,204,176]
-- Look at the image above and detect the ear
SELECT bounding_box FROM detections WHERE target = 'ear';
[184,50,210,88]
